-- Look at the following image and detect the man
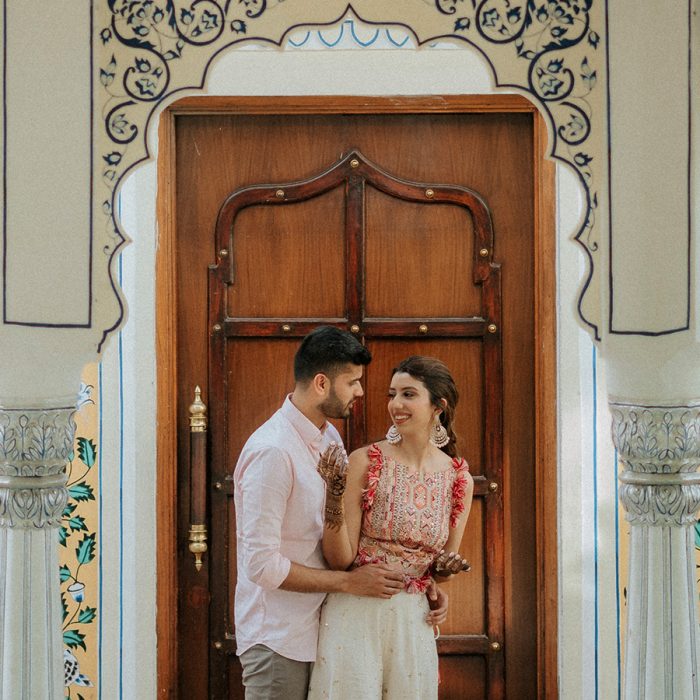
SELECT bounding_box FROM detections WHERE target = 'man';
[234,326,445,699]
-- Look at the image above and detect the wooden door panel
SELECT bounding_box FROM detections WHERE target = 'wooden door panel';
[228,189,346,318]
[441,657,487,699]
[224,339,300,459]
[224,339,351,461]
[365,191,479,317]
[441,497,487,634]
[174,104,539,699]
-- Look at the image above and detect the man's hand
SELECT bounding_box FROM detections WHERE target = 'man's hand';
[426,580,448,626]
[343,564,404,599]
[432,550,471,578]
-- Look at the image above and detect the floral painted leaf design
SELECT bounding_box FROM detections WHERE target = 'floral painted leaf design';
[68,483,95,502]
[77,437,97,468]
[580,56,597,89]
[76,534,96,565]
[63,629,86,651]
[68,515,89,532]
[63,502,77,517]
[100,68,115,87]
[506,7,521,24]
[103,151,122,166]
[59,565,72,582]
[61,593,68,622]
[78,607,97,624]
[695,520,700,548]
[59,526,68,547]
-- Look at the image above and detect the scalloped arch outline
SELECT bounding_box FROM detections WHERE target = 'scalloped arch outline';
[97,0,604,350]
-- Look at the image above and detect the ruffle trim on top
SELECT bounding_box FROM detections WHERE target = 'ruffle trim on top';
[450,458,470,528]
[361,443,383,512]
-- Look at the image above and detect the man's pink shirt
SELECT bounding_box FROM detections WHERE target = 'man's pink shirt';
[233,395,341,662]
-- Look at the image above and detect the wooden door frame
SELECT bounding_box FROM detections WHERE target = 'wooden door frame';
[155,94,557,698]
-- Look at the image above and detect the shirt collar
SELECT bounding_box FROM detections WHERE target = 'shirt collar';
[280,394,330,449]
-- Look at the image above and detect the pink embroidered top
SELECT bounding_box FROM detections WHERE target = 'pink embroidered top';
[354,443,469,593]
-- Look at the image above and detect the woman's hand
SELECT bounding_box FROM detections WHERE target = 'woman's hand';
[317,442,349,495]
[426,580,448,626]
[317,442,349,529]
[432,550,471,578]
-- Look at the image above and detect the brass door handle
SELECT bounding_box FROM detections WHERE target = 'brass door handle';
[188,386,208,572]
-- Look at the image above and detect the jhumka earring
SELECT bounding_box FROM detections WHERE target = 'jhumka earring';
[386,424,402,444]
[429,416,450,448]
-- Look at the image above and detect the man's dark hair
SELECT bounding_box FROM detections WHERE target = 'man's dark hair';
[294,326,371,383]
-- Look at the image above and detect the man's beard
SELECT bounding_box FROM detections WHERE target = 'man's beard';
[320,387,353,419]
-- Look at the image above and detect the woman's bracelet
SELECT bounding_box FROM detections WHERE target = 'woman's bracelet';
[324,496,344,529]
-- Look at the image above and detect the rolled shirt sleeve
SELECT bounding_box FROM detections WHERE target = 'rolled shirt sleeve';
[237,446,293,590]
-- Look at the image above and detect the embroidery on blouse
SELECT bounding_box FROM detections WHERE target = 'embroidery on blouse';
[361,443,383,512]
[450,458,470,527]
[357,443,467,593]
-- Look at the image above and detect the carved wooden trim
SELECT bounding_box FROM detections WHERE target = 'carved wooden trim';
[155,109,179,699]
[169,94,538,115]
[155,93,558,698]
[533,112,558,700]
[213,148,496,288]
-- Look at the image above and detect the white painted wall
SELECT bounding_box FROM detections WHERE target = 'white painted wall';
[96,25,620,698]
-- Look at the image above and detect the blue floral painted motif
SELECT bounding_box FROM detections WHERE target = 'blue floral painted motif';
[435,0,469,15]
[441,0,600,335]
[99,1,258,263]
[470,1,596,107]
[239,0,268,20]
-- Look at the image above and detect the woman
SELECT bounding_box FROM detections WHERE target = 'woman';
[308,356,474,700]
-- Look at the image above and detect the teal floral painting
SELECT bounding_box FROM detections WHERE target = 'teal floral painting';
[60,381,98,698]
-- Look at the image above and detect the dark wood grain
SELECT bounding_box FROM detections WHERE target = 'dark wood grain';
[209,142,506,697]
[159,94,557,699]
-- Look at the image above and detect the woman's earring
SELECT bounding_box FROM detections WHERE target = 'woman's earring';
[429,416,449,448]
[386,424,402,445]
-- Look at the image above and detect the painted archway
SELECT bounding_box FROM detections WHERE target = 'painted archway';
[96,0,605,348]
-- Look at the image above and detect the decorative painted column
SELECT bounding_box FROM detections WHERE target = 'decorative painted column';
[611,402,700,699]
[0,402,76,699]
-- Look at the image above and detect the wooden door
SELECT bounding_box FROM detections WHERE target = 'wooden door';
[168,98,548,699]
[208,149,502,699]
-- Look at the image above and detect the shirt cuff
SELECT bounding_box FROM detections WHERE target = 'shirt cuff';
[251,551,292,591]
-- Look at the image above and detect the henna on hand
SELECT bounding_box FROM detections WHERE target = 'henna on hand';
[318,442,349,528]
[317,442,349,497]
[431,550,471,578]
